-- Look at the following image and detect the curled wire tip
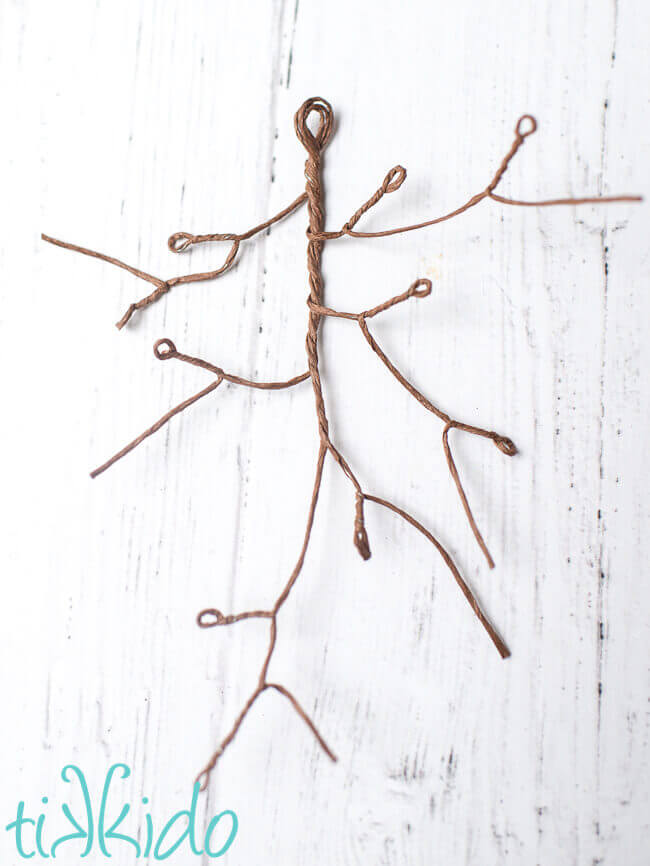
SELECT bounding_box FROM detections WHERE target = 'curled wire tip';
[197,608,226,628]
[409,278,432,298]
[354,529,372,561]
[515,114,537,138]
[494,435,517,456]
[168,231,194,253]
[153,337,177,359]
[383,165,407,193]
[354,493,372,560]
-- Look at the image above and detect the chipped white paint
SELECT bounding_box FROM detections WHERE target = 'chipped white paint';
[1,0,648,863]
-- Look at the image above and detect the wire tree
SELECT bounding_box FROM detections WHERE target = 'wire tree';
[43,97,640,789]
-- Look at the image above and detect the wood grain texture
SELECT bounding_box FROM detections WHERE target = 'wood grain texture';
[1,0,648,863]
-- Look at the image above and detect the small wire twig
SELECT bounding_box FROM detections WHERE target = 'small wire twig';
[168,192,307,252]
[41,193,307,329]
[90,377,223,479]
[307,115,641,240]
[364,494,510,658]
[90,337,309,478]
[310,278,515,568]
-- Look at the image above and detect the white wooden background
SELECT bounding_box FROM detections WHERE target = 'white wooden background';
[1,1,648,863]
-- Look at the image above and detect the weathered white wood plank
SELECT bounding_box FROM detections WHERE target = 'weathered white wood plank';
[1,0,648,863]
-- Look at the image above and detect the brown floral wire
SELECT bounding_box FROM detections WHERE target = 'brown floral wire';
[41,98,641,791]
[308,280,515,570]
[42,193,307,330]
[90,338,310,479]
[306,115,641,241]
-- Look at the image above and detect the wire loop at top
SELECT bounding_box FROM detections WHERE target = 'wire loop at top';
[294,97,334,153]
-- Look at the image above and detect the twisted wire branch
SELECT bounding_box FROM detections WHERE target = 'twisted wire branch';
[308,113,641,241]
[41,192,306,328]
[90,337,309,478]
[41,97,641,792]
[310,278,514,568]
[168,192,307,252]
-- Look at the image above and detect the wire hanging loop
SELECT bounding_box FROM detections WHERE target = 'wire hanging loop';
[294,97,335,154]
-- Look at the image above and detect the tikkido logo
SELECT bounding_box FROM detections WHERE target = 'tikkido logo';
[5,764,238,860]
